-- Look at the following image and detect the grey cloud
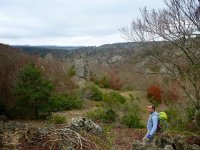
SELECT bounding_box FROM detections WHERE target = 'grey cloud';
[0,0,164,45]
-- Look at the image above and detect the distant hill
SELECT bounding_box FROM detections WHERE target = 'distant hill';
[12,42,149,64]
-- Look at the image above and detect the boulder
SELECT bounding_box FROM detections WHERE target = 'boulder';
[173,135,186,150]
[69,117,102,135]
[154,133,174,148]
[131,132,199,150]
[186,135,200,146]
[131,140,158,150]
[163,145,174,150]
[108,55,124,64]
[187,144,200,150]
[74,57,90,81]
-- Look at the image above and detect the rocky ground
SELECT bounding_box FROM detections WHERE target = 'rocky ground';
[1,119,200,150]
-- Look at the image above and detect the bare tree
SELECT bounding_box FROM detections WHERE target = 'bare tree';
[121,0,200,128]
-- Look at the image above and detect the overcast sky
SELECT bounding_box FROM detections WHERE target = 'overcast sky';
[0,0,164,46]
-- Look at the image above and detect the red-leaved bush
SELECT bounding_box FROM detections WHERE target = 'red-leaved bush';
[107,69,123,90]
[147,85,163,103]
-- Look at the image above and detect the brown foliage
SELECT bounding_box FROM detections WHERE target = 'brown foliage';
[107,68,123,90]
[39,55,76,92]
[0,44,34,110]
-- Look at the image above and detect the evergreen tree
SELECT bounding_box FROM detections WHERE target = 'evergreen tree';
[15,63,53,118]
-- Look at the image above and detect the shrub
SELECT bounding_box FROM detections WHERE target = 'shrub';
[86,108,105,121]
[165,108,185,131]
[90,85,103,101]
[104,109,118,122]
[97,77,110,88]
[121,95,144,128]
[186,106,196,122]
[67,65,76,77]
[89,71,98,83]
[147,85,162,105]
[107,70,123,90]
[162,87,179,106]
[49,93,83,112]
[86,108,118,122]
[14,63,53,119]
[48,114,67,124]
[103,91,126,110]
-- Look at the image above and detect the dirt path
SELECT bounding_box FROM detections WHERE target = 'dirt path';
[112,127,146,150]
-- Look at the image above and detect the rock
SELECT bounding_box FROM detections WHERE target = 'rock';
[187,144,200,150]
[69,117,102,135]
[108,55,124,64]
[131,140,158,150]
[4,121,26,131]
[132,141,145,150]
[154,133,174,148]
[186,135,200,146]
[74,57,90,81]
[173,135,186,150]
[163,145,174,150]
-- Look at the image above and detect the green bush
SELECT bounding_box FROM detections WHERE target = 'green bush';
[103,91,126,110]
[49,114,67,124]
[49,93,83,112]
[67,65,76,77]
[90,85,103,101]
[110,92,126,104]
[14,63,53,119]
[165,108,184,131]
[186,106,196,121]
[97,77,110,88]
[121,95,144,128]
[86,108,118,122]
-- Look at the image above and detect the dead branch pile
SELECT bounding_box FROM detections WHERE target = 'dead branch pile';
[18,127,103,150]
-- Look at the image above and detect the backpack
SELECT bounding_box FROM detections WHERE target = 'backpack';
[157,112,168,132]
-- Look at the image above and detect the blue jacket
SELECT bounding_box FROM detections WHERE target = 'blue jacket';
[147,111,158,136]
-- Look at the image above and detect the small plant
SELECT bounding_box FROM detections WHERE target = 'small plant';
[103,91,126,110]
[103,124,115,147]
[49,114,67,124]
[121,95,144,128]
[90,85,103,101]
[49,93,83,112]
[86,108,118,122]
[97,76,110,88]
[165,108,185,131]
[67,65,76,77]
[86,108,105,121]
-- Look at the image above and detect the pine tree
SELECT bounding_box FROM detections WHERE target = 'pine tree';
[15,63,53,118]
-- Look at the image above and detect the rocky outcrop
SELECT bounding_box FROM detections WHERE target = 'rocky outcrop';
[108,55,124,64]
[73,54,90,88]
[69,117,103,135]
[132,132,200,150]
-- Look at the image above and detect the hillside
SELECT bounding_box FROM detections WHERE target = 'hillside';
[12,42,149,64]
